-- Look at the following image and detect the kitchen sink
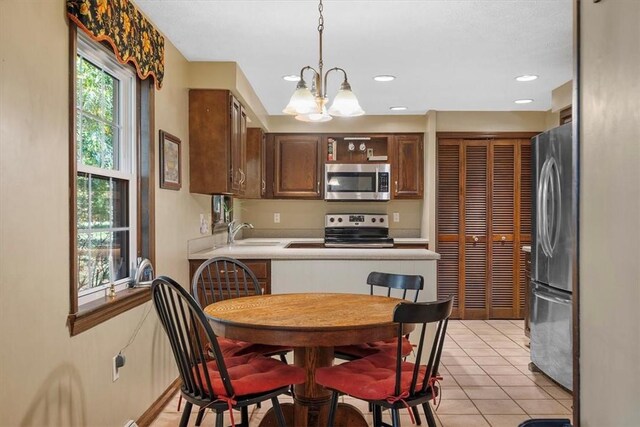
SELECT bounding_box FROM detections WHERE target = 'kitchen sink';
[232,241,281,247]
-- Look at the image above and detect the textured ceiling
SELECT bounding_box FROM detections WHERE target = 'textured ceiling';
[137,0,573,115]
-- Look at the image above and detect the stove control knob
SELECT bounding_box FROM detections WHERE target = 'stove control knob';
[371,218,376,223]
[329,217,335,223]
[379,217,385,223]
[337,218,343,223]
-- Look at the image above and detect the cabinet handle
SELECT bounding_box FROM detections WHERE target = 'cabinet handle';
[239,169,246,184]
[395,180,398,191]
[473,235,479,242]
[261,180,266,191]
[501,235,506,241]
[317,181,320,193]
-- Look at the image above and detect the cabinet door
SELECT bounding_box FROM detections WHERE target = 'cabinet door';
[519,142,533,318]
[273,135,322,198]
[244,128,265,199]
[463,141,490,319]
[490,142,516,318]
[230,95,243,194]
[189,90,232,194]
[392,135,423,199]
[437,140,462,318]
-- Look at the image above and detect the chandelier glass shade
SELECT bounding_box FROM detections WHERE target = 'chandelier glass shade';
[282,0,364,122]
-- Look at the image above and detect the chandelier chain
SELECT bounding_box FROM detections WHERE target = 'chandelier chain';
[317,0,324,81]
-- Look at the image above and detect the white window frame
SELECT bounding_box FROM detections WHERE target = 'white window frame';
[76,33,137,305]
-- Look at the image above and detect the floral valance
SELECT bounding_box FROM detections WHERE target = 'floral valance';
[67,0,164,89]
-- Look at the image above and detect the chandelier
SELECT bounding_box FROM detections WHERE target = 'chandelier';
[282,0,364,122]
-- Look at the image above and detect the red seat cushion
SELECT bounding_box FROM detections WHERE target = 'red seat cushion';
[334,336,414,359]
[193,353,305,398]
[213,338,291,358]
[316,352,433,401]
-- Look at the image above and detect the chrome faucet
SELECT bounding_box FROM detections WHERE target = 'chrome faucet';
[227,221,254,244]
[132,257,154,287]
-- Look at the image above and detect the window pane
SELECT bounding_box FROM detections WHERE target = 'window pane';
[77,174,90,229]
[77,230,130,293]
[77,56,116,123]
[79,115,116,169]
[90,176,128,229]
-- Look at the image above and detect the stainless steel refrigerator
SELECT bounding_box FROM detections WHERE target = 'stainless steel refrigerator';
[530,122,574,391]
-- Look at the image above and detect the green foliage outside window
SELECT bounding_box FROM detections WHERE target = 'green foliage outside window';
[76,55,130,293]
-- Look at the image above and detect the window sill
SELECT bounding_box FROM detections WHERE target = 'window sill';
[67,287,150,336]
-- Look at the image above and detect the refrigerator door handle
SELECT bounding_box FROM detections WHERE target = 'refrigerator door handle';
[538,159,552,257]
[548,158,562,254]
[532,285,571,306]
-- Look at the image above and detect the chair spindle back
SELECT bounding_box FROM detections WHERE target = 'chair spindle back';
[367,271,424,302]
[192,257,262,309]
[152,276,234,401]
[391,297,454,397]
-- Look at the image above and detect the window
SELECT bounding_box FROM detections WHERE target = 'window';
[76,34,136,305]
[69,29,154,335]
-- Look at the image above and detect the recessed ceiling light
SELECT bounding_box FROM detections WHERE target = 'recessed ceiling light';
[516,75,539,82]
[514,99,534,104]
[374,75,396,82]
[282,74,301,82]
[389,106,408,111]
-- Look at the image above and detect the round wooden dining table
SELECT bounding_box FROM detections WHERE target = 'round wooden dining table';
[204,292,413,427]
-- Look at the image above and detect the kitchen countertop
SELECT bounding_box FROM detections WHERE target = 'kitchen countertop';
[188,237,439,261]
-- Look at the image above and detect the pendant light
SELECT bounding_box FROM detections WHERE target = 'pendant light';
[282,0,364,122]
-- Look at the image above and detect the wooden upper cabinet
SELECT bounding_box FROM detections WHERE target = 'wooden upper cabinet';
[391,134,424,199]
[189,89,247,195]
[244,128,266,199]
[272,134,322,199]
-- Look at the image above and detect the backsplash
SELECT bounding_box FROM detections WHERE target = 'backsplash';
[239,199,423,238]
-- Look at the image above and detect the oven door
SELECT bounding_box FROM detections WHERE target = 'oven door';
[324,164,390,201]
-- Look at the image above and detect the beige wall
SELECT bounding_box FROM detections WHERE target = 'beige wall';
[241,199,423,238]
[267,115,427,133]
[580,1,640,425]
[188,62,270,129]
[0,2,207,425]
[435,111,548,132]
[552,80,573,112]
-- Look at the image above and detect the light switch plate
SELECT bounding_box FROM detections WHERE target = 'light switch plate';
[274,213,281,223]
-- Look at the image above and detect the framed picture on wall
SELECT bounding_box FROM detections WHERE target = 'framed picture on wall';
[159,130,181,190]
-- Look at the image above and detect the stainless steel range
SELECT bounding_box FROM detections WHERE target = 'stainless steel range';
[324,214,394,248]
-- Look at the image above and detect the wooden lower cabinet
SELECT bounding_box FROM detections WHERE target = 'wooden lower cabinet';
[188,259,272,299]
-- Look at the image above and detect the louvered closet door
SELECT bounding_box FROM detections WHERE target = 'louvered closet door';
[518,141,532,317]
[463,141,490,319]
[437,140,462,317]
[490,141,516,318]
[437,136,533,319]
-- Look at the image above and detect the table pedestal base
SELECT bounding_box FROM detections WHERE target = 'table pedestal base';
[258,402,368,427]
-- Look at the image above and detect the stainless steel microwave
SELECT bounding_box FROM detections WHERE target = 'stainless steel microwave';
[324,163,391,201]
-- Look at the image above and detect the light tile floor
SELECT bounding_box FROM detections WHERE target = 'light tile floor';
[151,320,573,427]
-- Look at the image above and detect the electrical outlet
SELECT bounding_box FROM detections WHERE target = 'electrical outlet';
[112,355,120,381]
[199,214,209,234]
[112,353,125,382]
[393,212,400,223]
[274,213,280,223]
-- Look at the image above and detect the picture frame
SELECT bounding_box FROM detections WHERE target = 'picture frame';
[159,130,181,190]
